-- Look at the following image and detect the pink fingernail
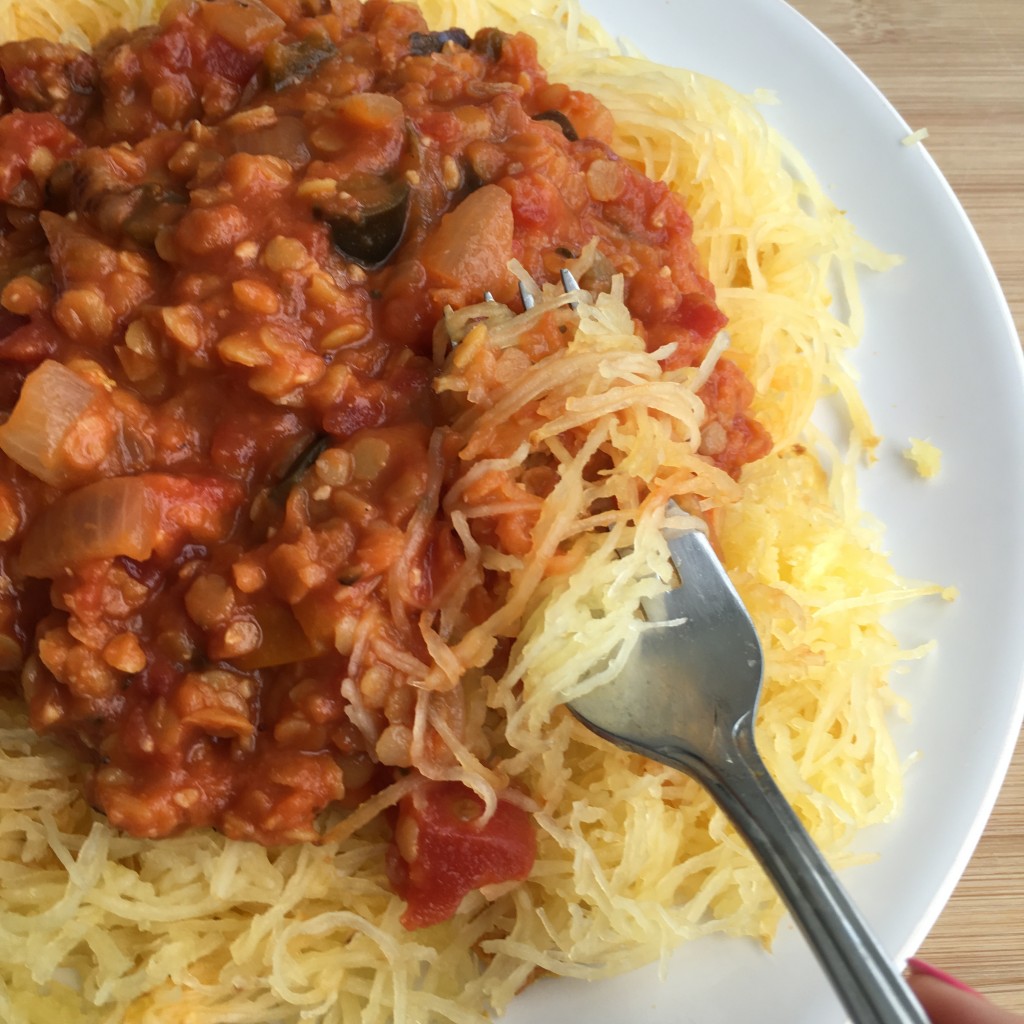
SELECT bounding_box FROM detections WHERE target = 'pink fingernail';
[906,957,983,998]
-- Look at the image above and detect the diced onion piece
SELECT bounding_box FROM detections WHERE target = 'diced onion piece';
[18,473,244,578]
[419,185,514,293]
[196,0,285,49]
[0,359,101,486]
[19,476,158,577]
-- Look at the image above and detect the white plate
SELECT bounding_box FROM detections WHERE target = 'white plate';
[504,1,1024,1022]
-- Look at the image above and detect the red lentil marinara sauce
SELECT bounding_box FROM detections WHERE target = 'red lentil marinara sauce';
[0,0,769,927]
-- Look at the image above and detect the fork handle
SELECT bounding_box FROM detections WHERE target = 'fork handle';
[666,714,930,1024]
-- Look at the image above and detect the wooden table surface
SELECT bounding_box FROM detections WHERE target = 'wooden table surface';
[786,0,1024,1013]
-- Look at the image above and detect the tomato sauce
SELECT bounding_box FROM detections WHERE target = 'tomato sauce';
[0,0,769,924]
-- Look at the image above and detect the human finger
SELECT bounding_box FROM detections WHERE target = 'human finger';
[906,960,1023,1024]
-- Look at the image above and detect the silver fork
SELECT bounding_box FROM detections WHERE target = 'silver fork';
[567,506,929,1023]
[477,268,579,314]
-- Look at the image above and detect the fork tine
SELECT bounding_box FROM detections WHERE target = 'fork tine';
[449,270,580,350]
[560,268,580,309]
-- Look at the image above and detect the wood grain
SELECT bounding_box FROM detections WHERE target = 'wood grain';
[786,0,1024,1013]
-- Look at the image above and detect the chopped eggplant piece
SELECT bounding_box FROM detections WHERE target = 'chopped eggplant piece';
[462,162,486,194]
[407,28,472,56]
[45,159,75,207]
[471,28,505,61]
[0,40,97,126]
[532,110,579,143]
[322,176,410,270]
[77,180,188,245]
[265,31,336,91]
[120,184,189,246]
[269,433,330,506]
[232,115,310,168]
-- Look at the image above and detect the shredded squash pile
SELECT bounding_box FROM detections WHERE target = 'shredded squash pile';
[0,0,949,1022]
[0,0,162,48]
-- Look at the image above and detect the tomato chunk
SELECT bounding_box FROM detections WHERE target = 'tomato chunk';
[387,780,536,929]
